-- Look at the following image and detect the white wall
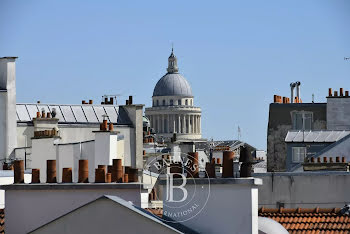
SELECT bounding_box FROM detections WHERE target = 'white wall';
[162,179,261,234]
[31,138,59,182]
[0,173,31,208]
[0,58,17,163]
[5,186,146,234]
[256,172,350,208]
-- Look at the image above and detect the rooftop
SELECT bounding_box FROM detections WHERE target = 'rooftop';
[259,207,350,233]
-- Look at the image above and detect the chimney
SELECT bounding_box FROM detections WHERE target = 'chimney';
[46,160,57,183]
[62,168,72,183]
[329,88,332,97]
[128,168,138,182]
[0,57,18,164]
[205,161,216,178]
[290,82,296,103]
[109,123,114,131]
[109,97,113,105]
[123,174,129,183]
[222,151,234,178]
[113,159,123,183]
[296,81,301,100]
[31,169,40,183]
[89,100,93,104]
[14,160,24,183]
[78,160,89,183]
[129,96,133,105]
[340,88,344,97]
[95,168,106,183]
[106,173,112,183]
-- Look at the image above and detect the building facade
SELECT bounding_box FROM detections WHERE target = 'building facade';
[145,50,202,141]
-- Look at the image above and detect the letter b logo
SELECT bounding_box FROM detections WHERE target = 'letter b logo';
[166,173,188,202]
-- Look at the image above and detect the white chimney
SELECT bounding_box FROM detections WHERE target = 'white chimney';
[0,57,18,164]
[290,82,296,103]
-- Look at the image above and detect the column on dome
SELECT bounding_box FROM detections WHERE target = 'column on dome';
[167,114,170,133]
[194,115,197,134]
[199,116,201,134]
[191,115,194,134]
[178,115,181,133]
[182,115,186,133]
[187,115,191,134]
[172,115,175,133]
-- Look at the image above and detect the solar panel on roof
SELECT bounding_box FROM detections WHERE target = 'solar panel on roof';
[16,105,30,121]
[93,106,108,122]
[26,105,40,119]
[71,106,87,122]
[104,106,119,123]
[60,106,76,122]
[82,106,98,123]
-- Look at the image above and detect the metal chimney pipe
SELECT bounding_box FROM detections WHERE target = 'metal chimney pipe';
[290,82,296,103]
[296,81,301,100]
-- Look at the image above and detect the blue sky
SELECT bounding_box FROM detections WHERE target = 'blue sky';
[1,0,349,150]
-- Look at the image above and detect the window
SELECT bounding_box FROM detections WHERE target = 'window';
[178,99,181,105]
[292,147,306,163]
[162,100,166,106]
[185,99,188,105]
[156,100,159,106]
[170,99,173,106]
[292,111,313,130]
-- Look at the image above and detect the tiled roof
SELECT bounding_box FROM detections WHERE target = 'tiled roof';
[0,209,4,233]
[259,207,350,233]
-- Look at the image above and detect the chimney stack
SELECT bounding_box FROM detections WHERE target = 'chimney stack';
[62,168,72,183]
[46,160,57,183]
[78,160,89,183]
[290,82,296,103]
[129,96,133,105]
[14,160,24,183]
[31,169,40,183]
[95,168,106,183]
[222,151,234,178]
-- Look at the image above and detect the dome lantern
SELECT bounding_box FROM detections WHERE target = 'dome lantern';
[167,48,179,73]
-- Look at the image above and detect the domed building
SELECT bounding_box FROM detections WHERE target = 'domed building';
[145,49,202,141]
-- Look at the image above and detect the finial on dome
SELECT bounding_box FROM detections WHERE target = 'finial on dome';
[167,46,178,73]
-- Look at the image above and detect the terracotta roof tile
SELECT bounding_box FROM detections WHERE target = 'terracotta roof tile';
[259,207,350,233]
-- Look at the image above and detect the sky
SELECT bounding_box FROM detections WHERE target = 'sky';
[1,0,350,150]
